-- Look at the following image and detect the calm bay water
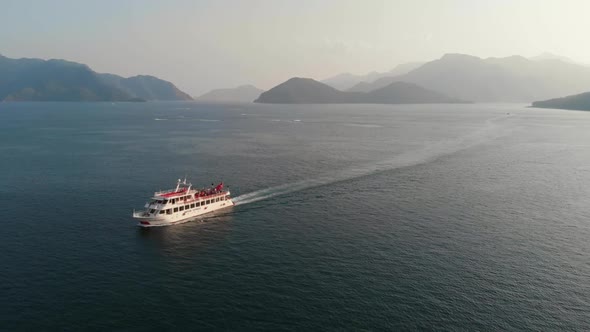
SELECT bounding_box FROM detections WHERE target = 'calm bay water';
[1,102,589,330]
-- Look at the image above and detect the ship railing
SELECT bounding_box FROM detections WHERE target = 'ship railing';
[154,188,187,196]
[146,191,230,207]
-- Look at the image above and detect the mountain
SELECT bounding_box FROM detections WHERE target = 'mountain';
[529,52,577,64]
[255,78,348,103]
[196,85,263,102]
[348,76,397,93]
[321,62,423,91]
[99,74,192,101]
[321,73,368,91]
[0,54,191,102]
[0,55,136,101]
[532,91,590,111]
[348,53,590,102]
[254,77,465,104]
[362,81,464,104]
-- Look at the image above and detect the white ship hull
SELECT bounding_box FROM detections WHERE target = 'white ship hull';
[133,197,234,227]
[133,200,234,227]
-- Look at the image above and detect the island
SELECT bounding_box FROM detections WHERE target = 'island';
[254,77,466,104]
[531,91,590,111]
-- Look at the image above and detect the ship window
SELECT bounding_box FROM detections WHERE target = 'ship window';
[206,200,210,204]
[220,196,224,201]
[159,210,164,214]
[185,205,189,210]
[174,207,178,213]
[166,209,172,214]
[163,199,168,204]
[150,209,155,214]
[196,202,201,207]
[225,195,230,200]
[179,206,184,211]
[191,203,195,208]
[170,199,175,204]
[217,197,220,202]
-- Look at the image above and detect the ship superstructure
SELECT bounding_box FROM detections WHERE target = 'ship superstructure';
[132,179,233,227]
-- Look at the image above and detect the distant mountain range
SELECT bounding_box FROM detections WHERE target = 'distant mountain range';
[196,84,263,103]
[0,54,192,102]
[321,62,424,91]
[529,52,578,64]
[532,91,590,111]
[99,73,192,101]
[343,53,590,102]
[6,52,590,105]
[254,77,466,104]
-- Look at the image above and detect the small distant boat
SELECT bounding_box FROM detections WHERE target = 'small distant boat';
[132,178,233,227]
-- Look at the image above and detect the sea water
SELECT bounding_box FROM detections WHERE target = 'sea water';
[1,102,589,330]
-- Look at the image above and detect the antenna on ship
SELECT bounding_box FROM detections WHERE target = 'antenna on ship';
[175,178,181,192]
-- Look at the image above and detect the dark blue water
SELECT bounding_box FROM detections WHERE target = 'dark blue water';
[1,102,589,330]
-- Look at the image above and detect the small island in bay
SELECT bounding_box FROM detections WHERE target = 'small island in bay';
[531,91,590,111]
[254,77,467,104]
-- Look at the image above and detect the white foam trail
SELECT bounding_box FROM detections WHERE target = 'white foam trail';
[232,115,514,206]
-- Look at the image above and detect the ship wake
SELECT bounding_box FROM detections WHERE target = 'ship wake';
[233,114,514,206]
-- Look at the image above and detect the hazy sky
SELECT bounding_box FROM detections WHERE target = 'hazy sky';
[2,0,590,95]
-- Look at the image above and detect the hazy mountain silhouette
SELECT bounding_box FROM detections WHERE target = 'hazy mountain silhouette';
[363,81,465,104]
[99,74,192,101]
[197,84,263,102]
[348,53,590,102]
[254,77,465,104]
[529,52,578,64]
[0,55,136,101]
[0,54,191,102]
[321,62,423,91]
[532,91,590,111]
[255,78,348,103]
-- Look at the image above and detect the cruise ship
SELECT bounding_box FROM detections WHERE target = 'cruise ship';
[132,179,234,227]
